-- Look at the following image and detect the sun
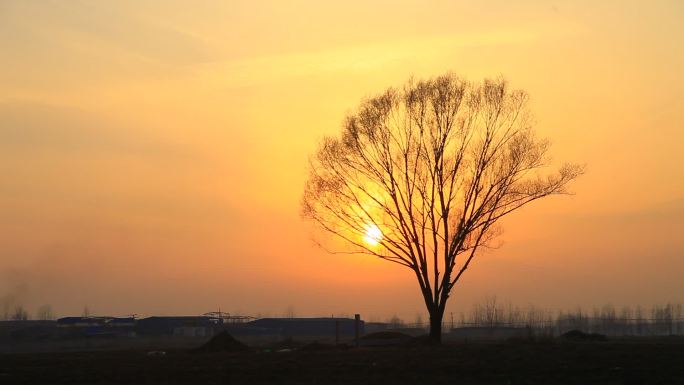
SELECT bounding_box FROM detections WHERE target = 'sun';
[363,223,383,246]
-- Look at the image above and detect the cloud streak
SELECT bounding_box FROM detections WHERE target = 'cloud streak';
[194,20,586,88]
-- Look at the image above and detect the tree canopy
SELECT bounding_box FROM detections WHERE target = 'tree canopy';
[302,73,583,342]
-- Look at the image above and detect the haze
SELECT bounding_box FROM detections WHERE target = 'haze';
[1,0,682,321]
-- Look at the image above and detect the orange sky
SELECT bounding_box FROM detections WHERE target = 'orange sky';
[1,0,683,320]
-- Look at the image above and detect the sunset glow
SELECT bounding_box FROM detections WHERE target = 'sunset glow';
[363,224,383,247]
[0,0,682,321]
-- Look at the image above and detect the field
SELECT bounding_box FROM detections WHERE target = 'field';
[2,338,684,385]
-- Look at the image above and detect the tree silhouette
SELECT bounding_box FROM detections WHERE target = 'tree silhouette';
[302,73,583,343]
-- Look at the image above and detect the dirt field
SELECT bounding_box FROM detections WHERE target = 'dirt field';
[2,338,683,385]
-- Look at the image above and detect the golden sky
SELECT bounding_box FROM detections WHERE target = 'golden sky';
[1,0,683,320]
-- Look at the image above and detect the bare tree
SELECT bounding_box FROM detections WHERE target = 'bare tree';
[36,304,54,320]
[302,73,583,343]
[414,313,424,328]
[284,305,296,319]
[11,305,29,320]
[1,298,10,320]
[388,315,405,329]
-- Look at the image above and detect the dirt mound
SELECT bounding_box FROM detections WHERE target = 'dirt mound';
[361,331,412,340]
[560,330,607,342]
[193,331,249,353]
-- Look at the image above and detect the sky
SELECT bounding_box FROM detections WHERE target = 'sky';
[0,0,683,321]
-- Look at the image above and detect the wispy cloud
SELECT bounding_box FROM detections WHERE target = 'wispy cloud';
[194,20,586,88]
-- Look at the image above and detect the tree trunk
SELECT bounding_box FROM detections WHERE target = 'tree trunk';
[429,310,443,344]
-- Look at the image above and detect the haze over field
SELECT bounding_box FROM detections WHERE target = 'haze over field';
[1,0,682,320]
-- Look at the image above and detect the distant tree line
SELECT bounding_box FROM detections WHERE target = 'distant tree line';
[4,298,684,337]
[397,297,684,337]
[0,302,55,321]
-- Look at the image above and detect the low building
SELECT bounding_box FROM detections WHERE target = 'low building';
[136,316,218,337]
[56,317,136,337]
[243,317,364,338]
[0,320,58,341]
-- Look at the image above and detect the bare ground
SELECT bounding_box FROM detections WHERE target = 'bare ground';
[2,338,683,385]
